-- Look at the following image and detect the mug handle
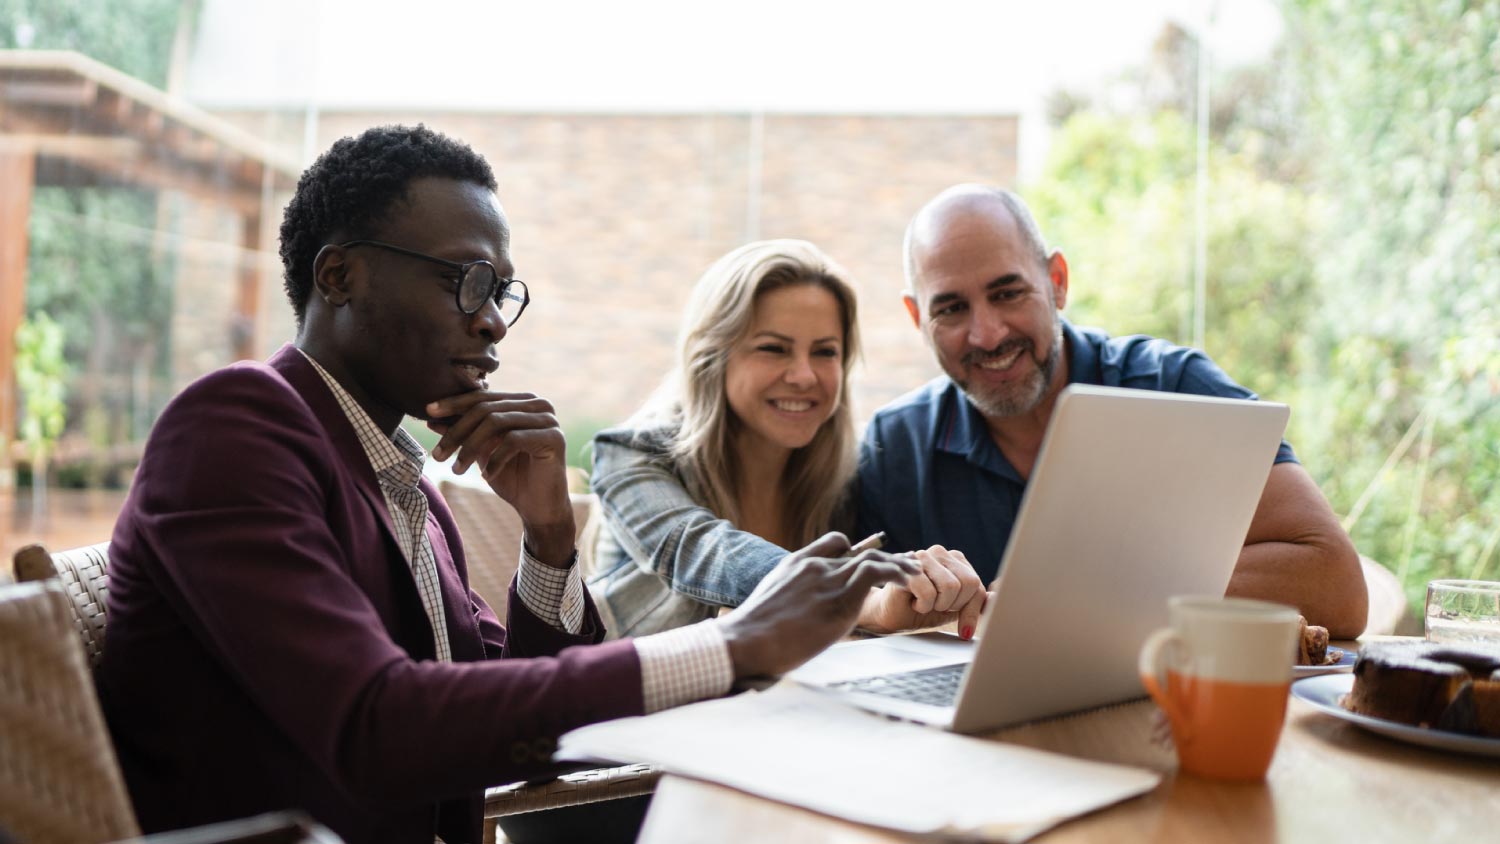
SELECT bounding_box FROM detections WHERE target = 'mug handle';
[1138,627,1193,744]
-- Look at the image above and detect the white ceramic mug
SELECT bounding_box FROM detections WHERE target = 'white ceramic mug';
[1138,596,1300,780]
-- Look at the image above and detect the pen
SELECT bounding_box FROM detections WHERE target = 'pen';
[849,531,886,555]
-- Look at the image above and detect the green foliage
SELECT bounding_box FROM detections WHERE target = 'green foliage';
[565,416,611,475]
[14,313,69,462]
[3,0,185,361]
[1033,4,1500,615]
[401,419,440,452]
[26,188,175,374]
[4,0,188,478]
[0,0,184,85]
[1028,110,1318,406]
[1284,0,1500,602]
[24,188,177,466]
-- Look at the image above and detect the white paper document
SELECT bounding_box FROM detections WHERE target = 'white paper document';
[559,684,1160,842]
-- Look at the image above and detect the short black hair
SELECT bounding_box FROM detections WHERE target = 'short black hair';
[278,124,498,323]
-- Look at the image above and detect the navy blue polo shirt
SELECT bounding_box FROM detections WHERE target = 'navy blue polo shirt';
[854,321,1298,583]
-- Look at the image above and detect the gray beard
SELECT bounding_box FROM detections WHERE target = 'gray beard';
[958,323,1063,418]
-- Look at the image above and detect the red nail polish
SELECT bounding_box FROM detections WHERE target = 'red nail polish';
[960,626,973,640]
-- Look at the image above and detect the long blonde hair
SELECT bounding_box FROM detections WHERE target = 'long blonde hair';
[632,239,861,546]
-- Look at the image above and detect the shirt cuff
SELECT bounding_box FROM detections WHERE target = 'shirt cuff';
[632,620,734,714]
[515,541,585,635]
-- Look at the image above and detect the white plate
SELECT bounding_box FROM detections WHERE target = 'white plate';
[1292,647,1356,677]
[1291,674,1500,759]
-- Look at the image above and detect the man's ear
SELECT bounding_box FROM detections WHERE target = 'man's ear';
[902,292,921,329]
[312,244,353,307]
[1047,251,1069,310]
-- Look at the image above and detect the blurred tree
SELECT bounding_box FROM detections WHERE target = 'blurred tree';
[24,189,177,465]
[14,313,69,525]
[0,0,183,86]
[1028,110,1318,416]
[1034,7,1500,615]
[1285,0,1500,604]
[1033,22,1320,396]
[2,0,188,484]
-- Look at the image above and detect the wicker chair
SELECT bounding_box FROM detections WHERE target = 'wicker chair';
[437,480,599,616]
[113,811,342,843]
[437,481,526,617]
[432,487,655,842]
[482,765,660,844]
[14,536,654,844]
[1361,555,1414,637]
[1,554,351,844]
[13,542,111,667]
[0,579,139,843]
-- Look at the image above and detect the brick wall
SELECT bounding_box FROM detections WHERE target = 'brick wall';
[213,110,1019,434]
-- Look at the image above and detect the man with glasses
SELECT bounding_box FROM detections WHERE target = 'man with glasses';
[98,124,918,844]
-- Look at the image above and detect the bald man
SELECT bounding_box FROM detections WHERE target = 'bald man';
[854,185,1367,638]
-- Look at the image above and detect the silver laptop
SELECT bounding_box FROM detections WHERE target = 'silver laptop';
[788,384,1290,733]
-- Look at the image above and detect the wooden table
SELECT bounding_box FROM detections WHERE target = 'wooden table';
[637,685,1500,843]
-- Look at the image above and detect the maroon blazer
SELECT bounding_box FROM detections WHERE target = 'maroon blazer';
[97,345,644,844]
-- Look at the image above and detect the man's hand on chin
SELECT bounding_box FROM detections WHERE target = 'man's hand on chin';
[426,390,576,568]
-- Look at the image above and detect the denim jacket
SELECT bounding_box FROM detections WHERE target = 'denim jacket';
[587,425,788,638]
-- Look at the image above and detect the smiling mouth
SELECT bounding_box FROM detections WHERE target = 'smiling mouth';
[966,337,1035,375]
[975,347,1025,372]
[769,399,815,413]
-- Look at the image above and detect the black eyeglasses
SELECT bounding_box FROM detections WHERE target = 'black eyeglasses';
[339,240,530,325]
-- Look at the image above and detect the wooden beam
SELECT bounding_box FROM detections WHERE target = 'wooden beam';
[104,90,165,140]
[113,156,264,217]
[234,212,263,361]
[182,134,224,168]
[29,144,266,217]
[0,151,36,490]
[0,133,139,160]
[0,51,300,178]
[0,77,97,107]
[3,129,272,215]
[0,101,93,136]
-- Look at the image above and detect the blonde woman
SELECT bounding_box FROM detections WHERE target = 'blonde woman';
[589,239,985,637]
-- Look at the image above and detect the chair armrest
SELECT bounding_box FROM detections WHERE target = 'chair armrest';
[12,544,58,582]
[484,764,661,817]
[110,811,344,844]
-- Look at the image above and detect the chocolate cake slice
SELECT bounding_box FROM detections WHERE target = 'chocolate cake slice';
[1344,641,1500,736]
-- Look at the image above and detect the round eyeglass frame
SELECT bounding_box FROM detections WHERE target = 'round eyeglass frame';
[338,239,530,325]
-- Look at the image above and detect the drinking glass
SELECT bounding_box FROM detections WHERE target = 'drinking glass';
[1424,579,1500,645]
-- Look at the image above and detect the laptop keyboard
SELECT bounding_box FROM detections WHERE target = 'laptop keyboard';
[828,663,966,707]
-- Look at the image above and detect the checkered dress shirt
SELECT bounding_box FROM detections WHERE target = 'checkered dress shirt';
[305,354,454,661]
[300,350,732,711]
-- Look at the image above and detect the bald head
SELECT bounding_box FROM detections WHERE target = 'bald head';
[902,185,1051,293]
[898,184,1069,422]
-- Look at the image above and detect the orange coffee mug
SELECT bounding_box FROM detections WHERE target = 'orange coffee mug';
[1138,596,1300,781]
